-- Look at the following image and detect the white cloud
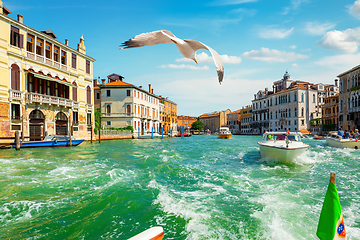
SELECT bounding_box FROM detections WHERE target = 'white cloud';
[210,0,257,6]
[242,48,308,62]
[289,45,297,49]
[305,22,335,35]
[301,48,311,52]
[258,27,294,39]
[159,64,209,70]
[292,63,298,67]
[282,0,309,15]
[231,8,257,16]
[348,0,360,19]
[176,52,242,64]
[315,53,360,68]
[317,27,360,53]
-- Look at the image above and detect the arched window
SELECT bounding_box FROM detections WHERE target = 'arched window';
[106,105,111,114]
[301,93,304,102]
[11,64,20,90]
[86,86,91,104]
[313,94,315,103]
[126,105,131,115]
[72,82,77,101]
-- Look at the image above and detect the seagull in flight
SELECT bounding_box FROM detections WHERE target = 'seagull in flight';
[120,30,224,84]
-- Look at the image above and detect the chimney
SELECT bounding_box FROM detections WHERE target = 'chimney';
[335,79,338,87]
[148,84,151,93]
[65,39,69,46]
[101,79,105,85]
[17,14,23,23]
[254,94,256,100]
[139,86,142,89]
[151,89,154,94]
[265,87,268,95]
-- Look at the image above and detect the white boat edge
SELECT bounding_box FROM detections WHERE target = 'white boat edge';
[325,132,360,149]
[128,226,164,240]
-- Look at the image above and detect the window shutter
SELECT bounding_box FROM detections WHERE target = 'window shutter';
[19,34,24,48]
[11,69,15,90]
[11,26,19,33]
[72,53,76,69]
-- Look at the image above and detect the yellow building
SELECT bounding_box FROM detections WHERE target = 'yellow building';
[199,109,231,133]
[177,115,197,132]
[240,105,252,134]
[159,96,177,135]
[0,3,95,141]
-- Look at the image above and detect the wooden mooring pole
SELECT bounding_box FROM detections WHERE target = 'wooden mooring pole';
[15,131,20,151]
[98,127,101,143]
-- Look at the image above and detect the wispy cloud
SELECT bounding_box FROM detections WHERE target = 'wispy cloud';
[159,17,242,31]
[315,53,360,68]
[176,52,242,64]
[282,0,309,15]
[210,0,257,6]
[347,0,360,19]
[159,64,209,70]
[317,27,360,53]
[231,8,257,16]
[258,27,294,39]
[242,47,309,62]
[289,45,297,49]
[305,22,335,35]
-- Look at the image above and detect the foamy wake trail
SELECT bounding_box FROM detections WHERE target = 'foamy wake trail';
[0,200,49,224]
[93,168,137,190]
[148,179,214,239]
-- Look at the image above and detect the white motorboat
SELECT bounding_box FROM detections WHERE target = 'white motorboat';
[325,132,360,149]
[258,132,310,163]
[218,127,232,139]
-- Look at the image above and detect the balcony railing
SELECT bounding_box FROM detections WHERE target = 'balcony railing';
[26,92,79,109]
[26,51,67,71]
[87,104,93,112]
[9,89,24,101]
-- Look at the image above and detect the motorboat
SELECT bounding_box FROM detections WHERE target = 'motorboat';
[218,127,232,139]
[12,135,84,148]
[313,134,325,140]
[258,132,309,163]
[325,132,360,149]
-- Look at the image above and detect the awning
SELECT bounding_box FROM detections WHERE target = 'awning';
[299,129,311,135]
[29,72,76,87]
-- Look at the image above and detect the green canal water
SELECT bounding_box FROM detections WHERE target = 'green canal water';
[0,135,360,239]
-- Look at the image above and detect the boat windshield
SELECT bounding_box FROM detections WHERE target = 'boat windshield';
[264,133,301,141]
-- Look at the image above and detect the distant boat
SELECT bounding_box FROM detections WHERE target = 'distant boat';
[218,127,232,139]
[258,132,309,163]
[138,133,168,139]
[326,132,360,149]
[313,135,326,140]
[12,135,84,148]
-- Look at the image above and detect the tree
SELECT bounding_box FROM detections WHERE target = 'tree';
[191,119,204,131]
[94,108,102,134]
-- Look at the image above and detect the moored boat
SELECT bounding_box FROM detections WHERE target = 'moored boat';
[325,132,360,149]
[218,127,232,139]
[258,132,309,163]
[12,135,84,148]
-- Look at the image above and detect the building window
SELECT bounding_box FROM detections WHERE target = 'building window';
[86,86,91,104]
[127,90,130,96]
[11,104,20,120]
[36,38,43,55]
[27,34,34,52]
[87,113,92,125]
[107,121,111,126]
[73,111,79,124]
[107,90,111,97]
[10,26,22,48]
[61,50,66,64]
[86,60,90,74]
[301,120,304,125]
[45,42,52,59]
[11,64,20,91]
[72,82,77,101]
[54,46,60,62]
[71,53,77,69]
[96,92,100,100]
[301,93,304,102]
[301,108,304,117]
[106,105,111,115]
[313,94,315,103]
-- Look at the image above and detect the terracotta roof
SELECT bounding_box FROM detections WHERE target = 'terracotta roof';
[94,86,100,89]
[105,81,131,86]
[299,129,311,134]
[229,109,241,114]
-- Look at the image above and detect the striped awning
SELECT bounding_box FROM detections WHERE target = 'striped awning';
[29,72,76,87]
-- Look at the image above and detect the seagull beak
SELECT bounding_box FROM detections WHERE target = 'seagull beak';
[195,59,198,65]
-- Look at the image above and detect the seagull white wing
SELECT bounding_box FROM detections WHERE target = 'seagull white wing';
[121,30,176,49]
[185,40,224,84]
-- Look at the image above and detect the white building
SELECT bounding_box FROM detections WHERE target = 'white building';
[268,72,338,133]
[252,88,273,134]
[99,74,160,135]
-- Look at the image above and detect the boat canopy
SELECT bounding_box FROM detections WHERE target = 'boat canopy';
[262,132,302,142]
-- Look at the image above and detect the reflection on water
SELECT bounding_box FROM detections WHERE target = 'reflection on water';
[0,136,359,239]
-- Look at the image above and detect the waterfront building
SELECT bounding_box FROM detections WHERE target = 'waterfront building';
[0,3,95,140]
[97,75,160,135]
[159,96,177,135]
[252,87,273,134]
[227,109,241,134]
[240,105,252,134]
[321,94,339,133]
[177,115,197,132]
[268,72,338,134]
[337,65,360,130]
[199,109,231,133]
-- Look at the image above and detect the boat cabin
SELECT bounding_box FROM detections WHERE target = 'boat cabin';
[262,132,302,142]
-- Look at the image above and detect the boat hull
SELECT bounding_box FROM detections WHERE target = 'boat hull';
[218,134,232,139]
[326,137,360,149]
[12,140,84,148]
[258,142,309,163]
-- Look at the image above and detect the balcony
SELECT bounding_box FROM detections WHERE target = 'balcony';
[26,51,67,71]
[348,106,360,113]
[9,89,24,101]
[26,92,78,109]
[87,104,93,112]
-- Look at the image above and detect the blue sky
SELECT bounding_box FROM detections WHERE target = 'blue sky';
[5,0,360,116]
